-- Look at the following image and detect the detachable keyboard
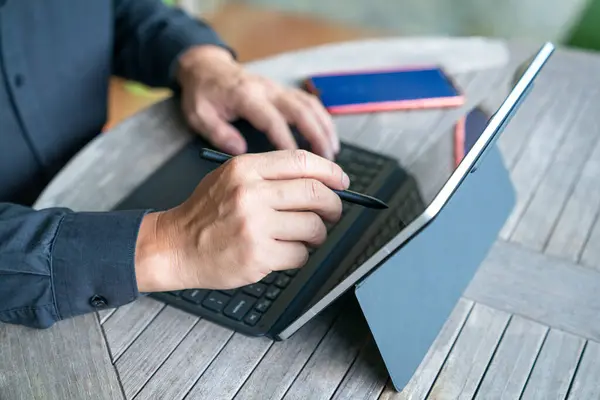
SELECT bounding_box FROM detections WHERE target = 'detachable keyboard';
[150,141,406,337]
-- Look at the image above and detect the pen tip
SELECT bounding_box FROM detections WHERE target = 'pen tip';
[376,199,389,209]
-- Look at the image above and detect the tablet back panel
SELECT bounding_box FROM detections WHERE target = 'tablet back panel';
[354,142,515,391]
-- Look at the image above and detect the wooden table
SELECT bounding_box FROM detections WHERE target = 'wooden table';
[3,37,600,400]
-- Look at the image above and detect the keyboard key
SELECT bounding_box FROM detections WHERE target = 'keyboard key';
[220,289,238,296]
[284,268,299,277]
[255,299,272,313]
[275,275,291,288]
[182,289,208,304]
[265,286,281,300]
[224,294,256,321]
[169,290,182,297]
[244,311,261,326]
[261,273,277,285]
[243,283,267,297]
[202,291,230,313]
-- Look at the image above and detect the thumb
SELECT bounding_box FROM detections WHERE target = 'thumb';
[187,101,247,155]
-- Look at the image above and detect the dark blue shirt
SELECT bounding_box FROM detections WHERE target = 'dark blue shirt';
[0,0,230,328]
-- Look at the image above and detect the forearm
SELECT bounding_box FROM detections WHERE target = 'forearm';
[0,203,149,329]
[112,0,234,88]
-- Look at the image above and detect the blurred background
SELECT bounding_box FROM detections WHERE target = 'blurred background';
[107,0,600,129]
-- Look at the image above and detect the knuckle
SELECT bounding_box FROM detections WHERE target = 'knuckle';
[297,246,311,268]
[239,80,261,98]
[304,179,322,202]
[290,249,310,270]
[231,184,252,210]
[226,157,247,179]
[308,214,326,243]
[331,162,340,180]
[292,149,310,171]
[302,247,311,265]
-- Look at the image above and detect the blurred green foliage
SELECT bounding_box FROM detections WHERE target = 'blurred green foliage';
[567,0,600,50]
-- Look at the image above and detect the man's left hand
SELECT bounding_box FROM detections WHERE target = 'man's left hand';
[176,45,340,160]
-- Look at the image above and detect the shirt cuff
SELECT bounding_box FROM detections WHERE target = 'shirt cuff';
[51,209,149,320]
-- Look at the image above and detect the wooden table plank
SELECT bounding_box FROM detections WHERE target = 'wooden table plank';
[566,339,600,399]
[115,307,198,399]
[545,135,600,263]
[134,320,233,400]
[510,89,600,251]
[183,333,273,400]
[520,329,585,399]
[425,303,510,400]
[499,79,583,241]
[378,298,474,400]
[330,337,388,400]
[498,97,552,171]
[233,305,342,400]
[0,314,124,400]
[281,303,369,400]
[99,308,117,324]
[581,216,600,271]
[102,297,165,361]
[474,316,548,399]
[465,240,600,342]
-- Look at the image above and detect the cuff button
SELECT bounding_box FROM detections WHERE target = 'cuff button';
[90,295,108,308]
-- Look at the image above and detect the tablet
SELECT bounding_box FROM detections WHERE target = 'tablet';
[277,42,555,340]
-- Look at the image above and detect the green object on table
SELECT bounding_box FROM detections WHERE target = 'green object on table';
[566,0,600,51]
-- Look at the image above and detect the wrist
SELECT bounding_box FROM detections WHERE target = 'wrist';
[134,212,177,293]
[176,44,236,86]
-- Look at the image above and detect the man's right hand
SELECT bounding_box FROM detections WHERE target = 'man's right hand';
[134,149,349,293]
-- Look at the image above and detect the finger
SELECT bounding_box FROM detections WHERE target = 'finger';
[261,179,342,222]
[296,91,340,155]
[237,93,298,151]
[275,93,334,160]
[265,240,310,271]
[187,100,247,155]
[244,149,350,190]
[268,210,328,247]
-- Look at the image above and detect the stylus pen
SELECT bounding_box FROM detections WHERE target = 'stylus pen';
[199,148,389,210]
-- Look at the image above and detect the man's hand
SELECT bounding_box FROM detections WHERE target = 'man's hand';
[134,150,349,293]
[176,45,340,160]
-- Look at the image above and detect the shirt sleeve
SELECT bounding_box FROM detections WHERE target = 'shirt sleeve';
[112,0,235,89]
[0,203,148,329]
